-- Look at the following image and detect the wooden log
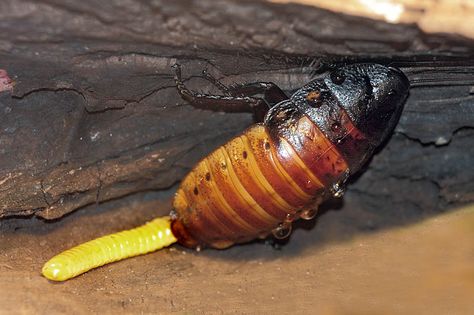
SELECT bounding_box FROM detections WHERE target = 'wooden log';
[0,0,473,220]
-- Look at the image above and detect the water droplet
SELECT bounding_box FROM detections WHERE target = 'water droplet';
[285,213,297,222]
[300,208,318,220]
[330,183,345,198]
[272,222,292,240]
[169,209,178,220]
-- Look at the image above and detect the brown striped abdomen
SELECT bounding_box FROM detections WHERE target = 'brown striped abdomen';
[171,109,365,249]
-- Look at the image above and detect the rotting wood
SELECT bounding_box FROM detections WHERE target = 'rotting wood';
[0,0,473,220]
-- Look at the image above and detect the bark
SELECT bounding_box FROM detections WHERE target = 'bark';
[0,0,473,220]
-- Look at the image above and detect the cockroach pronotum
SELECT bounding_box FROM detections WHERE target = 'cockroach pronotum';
[42,63,409,281]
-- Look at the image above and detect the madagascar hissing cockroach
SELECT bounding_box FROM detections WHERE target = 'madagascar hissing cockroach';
[42,63,409,281]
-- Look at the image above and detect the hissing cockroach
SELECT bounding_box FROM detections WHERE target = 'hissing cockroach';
[42,63,409,281]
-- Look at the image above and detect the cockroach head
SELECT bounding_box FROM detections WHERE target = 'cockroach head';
[324,63,409,146]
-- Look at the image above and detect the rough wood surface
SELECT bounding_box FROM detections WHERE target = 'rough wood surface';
[0,0,473,222]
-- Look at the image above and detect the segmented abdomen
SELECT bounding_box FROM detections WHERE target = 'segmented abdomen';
[172,111,359,249]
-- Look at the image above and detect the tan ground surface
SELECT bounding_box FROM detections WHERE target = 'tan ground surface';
[271,0,474,39]
[1,191,473,314]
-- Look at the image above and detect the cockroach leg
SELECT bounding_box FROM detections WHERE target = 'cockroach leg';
[173,64,269,121]
[226,82,288,107]
[201,69,232,95]
[202,70,288,107]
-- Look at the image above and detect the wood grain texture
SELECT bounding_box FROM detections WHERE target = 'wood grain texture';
[0,0,473,224]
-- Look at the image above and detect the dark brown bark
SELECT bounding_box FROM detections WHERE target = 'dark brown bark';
[0,0,473,221]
